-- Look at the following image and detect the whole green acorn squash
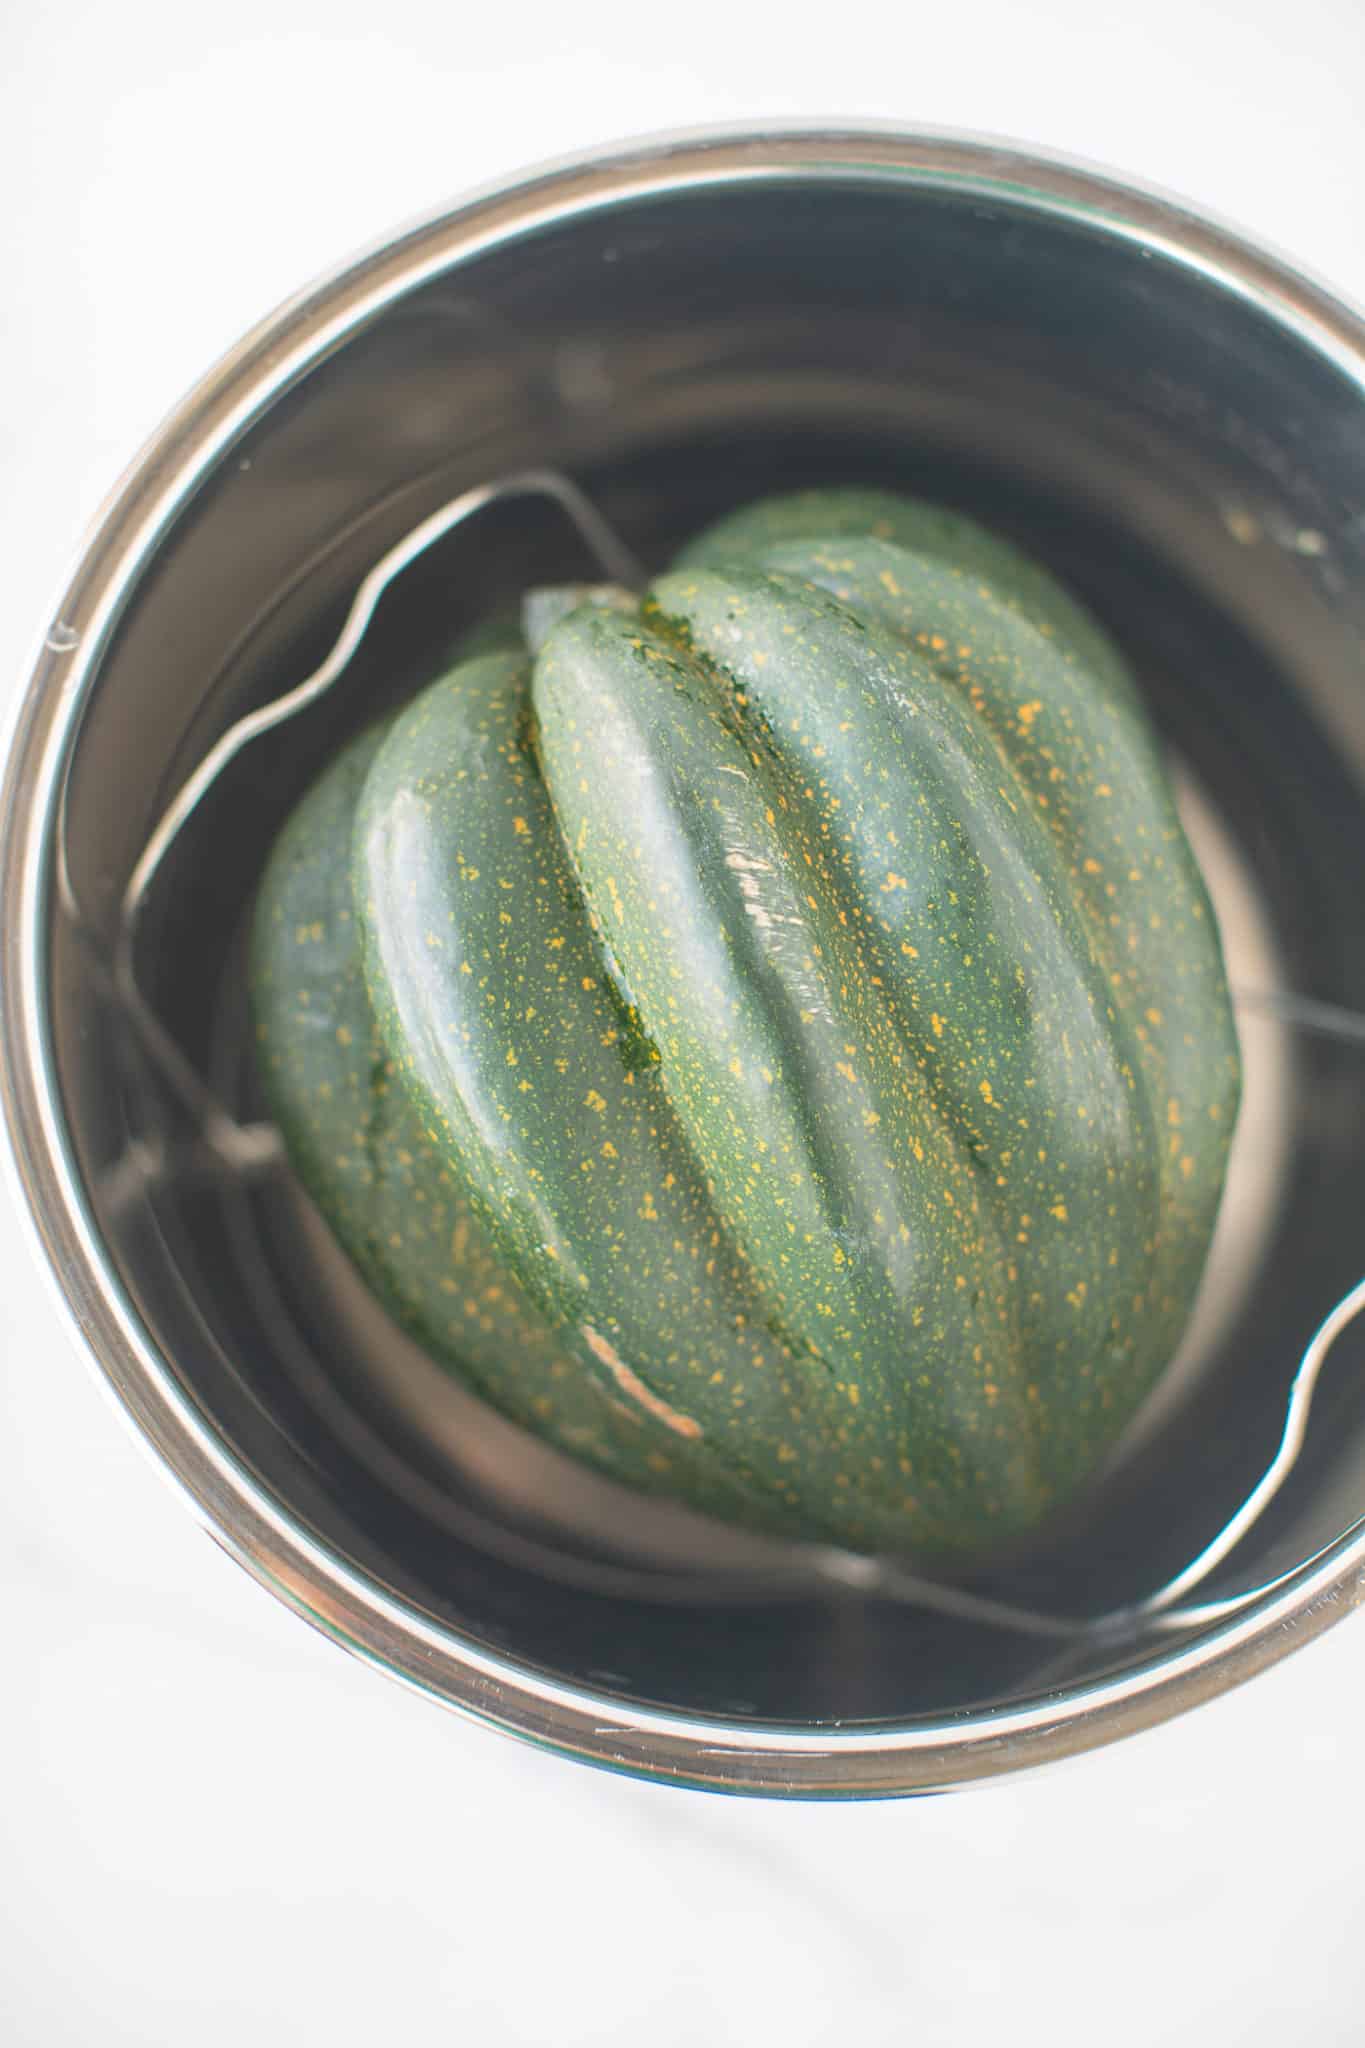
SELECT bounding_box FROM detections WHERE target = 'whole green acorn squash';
[251,489,1240,1558]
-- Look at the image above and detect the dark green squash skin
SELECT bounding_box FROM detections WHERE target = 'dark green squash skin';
[673,488,1141,713]
[350,652,911,1540]
[250,702,806,1534]
[248,721,635,1460]
[253,491,1240,1559]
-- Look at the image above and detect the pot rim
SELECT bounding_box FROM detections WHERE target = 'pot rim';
[4,122,1364,1797]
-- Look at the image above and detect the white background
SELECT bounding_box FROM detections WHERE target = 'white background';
[4,4,1364,2042]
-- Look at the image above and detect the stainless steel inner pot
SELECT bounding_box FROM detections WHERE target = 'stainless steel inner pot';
[4,128,1365,1796]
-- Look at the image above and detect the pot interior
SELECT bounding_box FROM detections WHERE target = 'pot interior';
[51,169,1365,1725]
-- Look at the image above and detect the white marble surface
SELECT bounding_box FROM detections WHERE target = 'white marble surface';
[3,4,1364,2041]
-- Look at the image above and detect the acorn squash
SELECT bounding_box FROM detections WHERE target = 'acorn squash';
[251,489,1240,1557]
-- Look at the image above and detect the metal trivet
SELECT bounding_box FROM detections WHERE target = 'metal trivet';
[58,470,1365,1648]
